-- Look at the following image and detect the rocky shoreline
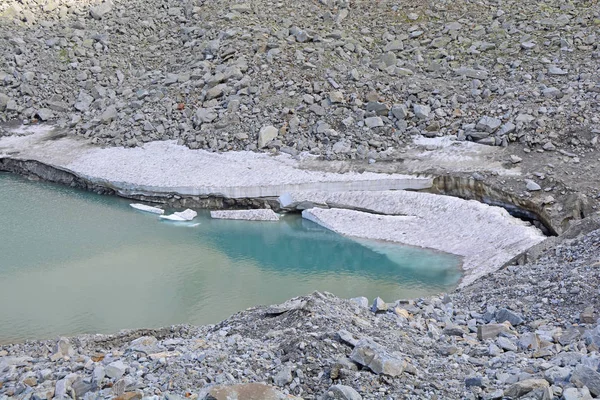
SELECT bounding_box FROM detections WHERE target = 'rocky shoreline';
[1,224,599,400]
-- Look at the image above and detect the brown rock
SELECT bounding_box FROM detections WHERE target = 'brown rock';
[205,383,302,400]
[477,323,511,340]
[394,307,410,318]
[114,392,142,400]
[581,307,595,324]
[504,379,550,398]
[22,377,37,387]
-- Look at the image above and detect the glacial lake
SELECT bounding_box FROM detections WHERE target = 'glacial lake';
[0,172,462,343]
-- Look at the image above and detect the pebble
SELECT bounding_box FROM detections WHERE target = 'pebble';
[525,180,542,191]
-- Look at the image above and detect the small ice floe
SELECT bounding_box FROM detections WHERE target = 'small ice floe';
[210,209,280,221]
[159,208,198,221]
[130,203,164,215]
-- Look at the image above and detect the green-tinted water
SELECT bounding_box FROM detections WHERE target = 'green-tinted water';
[0,173,462,343]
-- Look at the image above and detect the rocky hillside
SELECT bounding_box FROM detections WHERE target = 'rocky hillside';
[1,0,599,159]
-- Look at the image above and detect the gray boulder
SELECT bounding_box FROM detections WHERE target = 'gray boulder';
[364,117,383,128]
[350,339,405,377]
[90,1,113,20]
[258,125,278,148]
[413,104,430,119]
[322,385,362,400]
[495,308,524,326]
[571,365,600,397]
[105,360,127,380]
[273,366,293,386]
[476,116,502,133]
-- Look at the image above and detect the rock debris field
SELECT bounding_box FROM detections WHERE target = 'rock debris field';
[2,0,600,399]
[0,0,599,159]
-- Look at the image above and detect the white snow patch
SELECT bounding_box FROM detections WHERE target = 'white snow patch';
[291,191,546,287]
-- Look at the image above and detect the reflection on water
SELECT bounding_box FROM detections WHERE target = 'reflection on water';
[0,173,462,343]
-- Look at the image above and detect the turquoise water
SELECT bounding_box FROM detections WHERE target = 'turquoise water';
[0,173,462,343]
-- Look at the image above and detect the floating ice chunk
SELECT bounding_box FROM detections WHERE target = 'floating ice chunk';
[159,214,187,221]
[130,203,164,214]
[174,209,197,221]
[159,209,197,221]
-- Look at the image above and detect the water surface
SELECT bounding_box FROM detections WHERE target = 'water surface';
[0,173,462,343]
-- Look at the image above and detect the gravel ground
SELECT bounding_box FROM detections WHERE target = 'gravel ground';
[1,0,599,160]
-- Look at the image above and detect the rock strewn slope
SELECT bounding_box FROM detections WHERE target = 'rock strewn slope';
[1,0,599,159]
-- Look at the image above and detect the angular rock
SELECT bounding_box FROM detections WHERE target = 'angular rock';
[495,308,524,326]
[525,180,541,191]
[504,379,550,398]
[364,116,384,128]
[323,385,362,400]
[510,155,523,164]
[454,68,489,79]
[571,365,600,396]
[35,108,54,122]
[330,357,359,379]
[563,387,593,400]
[391,105,408,120]
[350,297,369,308]
[413,104,430,120]
[548,66,568,75]
[206,84,227,100]
[203,383,301,400]
[497,336,517,352]
[477,324,510,340]
[265,298,307,315]
[329,91,344,103]
[75,91,94,112]
[195,108,218,124]
[0,93,9,110]
[273,365,293,386]
[443,325,465,337]
[350,339,406,377]
[337,329,360,347]
[258,125,278,148]
[371,297,388,313]
[581,307,595,324]
[476,116,502,133]
[54,337,75,358]
[384,40,403,52]
[90,1,113,20]
[100,106,118,123]
[366,102,389,116]
[518,332,540,351]
[105,361,127,380]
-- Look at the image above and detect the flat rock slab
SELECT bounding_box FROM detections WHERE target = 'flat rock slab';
[293,190,546,287]
[210,209,280,221]
[0,126,432,199]
[202,383,302,400]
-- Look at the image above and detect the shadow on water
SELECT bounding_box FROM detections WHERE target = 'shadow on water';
[195,215,462,288]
